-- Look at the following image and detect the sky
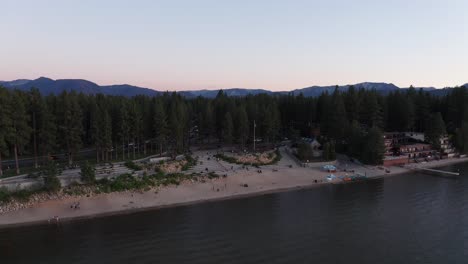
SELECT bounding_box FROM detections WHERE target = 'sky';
[1,0,467,91]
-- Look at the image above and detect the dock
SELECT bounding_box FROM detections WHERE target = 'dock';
[416,168,460,176]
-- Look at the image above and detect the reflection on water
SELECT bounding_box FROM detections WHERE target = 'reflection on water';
[1,163,467,264]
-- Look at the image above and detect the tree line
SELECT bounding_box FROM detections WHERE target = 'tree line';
[1,85,468,175]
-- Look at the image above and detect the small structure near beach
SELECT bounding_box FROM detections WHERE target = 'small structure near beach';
[322,165,337,173]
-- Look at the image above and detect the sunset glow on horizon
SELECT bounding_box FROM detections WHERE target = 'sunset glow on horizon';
[1,0,467,91]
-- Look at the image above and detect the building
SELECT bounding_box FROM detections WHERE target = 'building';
[439,135,456,158]
[383,132,434,166]
[384,132,407,156]
[404,132,425,142]
[399,143,433,158]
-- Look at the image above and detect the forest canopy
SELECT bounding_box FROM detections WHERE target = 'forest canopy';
[0,85,467,174]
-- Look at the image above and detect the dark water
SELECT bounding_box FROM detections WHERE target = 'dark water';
[1,163,468,264]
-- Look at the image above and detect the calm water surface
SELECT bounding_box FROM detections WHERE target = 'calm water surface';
[1,163,468,264]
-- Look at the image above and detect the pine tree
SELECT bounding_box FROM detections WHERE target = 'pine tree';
[361,127,385,165]
[426,112,446,150]
[168,96,187,154]
[359,92,383,129]
[100,108,113,161]
[222,112,234,144]
[29,88,42,168]
[322,142,331,161]
[117,101,130,160]
[128,100,142,159]
[454,109,468,154]
[345,86,360,122]
[38,99,57,163]
[202,101,215,143]
[317,92,331,135]
[43,161,61,192]
[153,100,169,155]
[89,101,100,162]
[0,88,13,176]
[386,91,414,131]
[10,91,32,174]
[235,105,249,149]
[346,121,364,158]
[57,92,83,166]
[328,89,348,140]
[415,89,431,132]
[80,161,96,183]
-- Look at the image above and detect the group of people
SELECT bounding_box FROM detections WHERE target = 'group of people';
[70,202,80,210]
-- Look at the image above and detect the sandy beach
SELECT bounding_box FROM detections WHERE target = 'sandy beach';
[1,148,467,228]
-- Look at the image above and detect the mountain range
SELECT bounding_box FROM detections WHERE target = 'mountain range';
[0,77,465,98]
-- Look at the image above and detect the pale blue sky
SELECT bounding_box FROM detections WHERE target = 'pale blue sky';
[1,0,467,90]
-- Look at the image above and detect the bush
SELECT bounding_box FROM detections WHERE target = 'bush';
[215,154,238,164]
[296,142,314,161]
[11,189,37,202]
[43,161,61,192]
[0,187,11,203]
[44,175,61,192]
[271,149,282,164]
[182,155,197,171]
[80,161,96,183]
[124,160,143,171]
[208,172,220,179]
[216,150,281,166]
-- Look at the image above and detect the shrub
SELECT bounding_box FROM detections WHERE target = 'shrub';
[296,142,314,161]
[11,189,36,202]
[208,172,220,179]
[43,161,61,192]
[182,155,197,171]
[80,161,96,183]
[215,154,238,164]
[0,187,11,203]
[124,160,143,171]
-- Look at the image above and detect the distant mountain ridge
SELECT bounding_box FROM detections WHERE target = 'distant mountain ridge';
[0,77,161,97]
[0,77,465,98]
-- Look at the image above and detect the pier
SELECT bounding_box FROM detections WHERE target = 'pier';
[416,168,460,176]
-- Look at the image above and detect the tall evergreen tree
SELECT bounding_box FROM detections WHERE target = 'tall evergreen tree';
[29,88,42,168]
[57,92,83,166]
[359,92,383,129]
[100,108,113,161]
[235,105,249,149]
[361,127,385,165]
[38,99,57,163]
[345,86,360,122]
[426,112,446,150]
[0,88,13,176]
[327,89,348,139]
[455,109,468,154]
[117,101,131,160]
[10,91,32,174]
[153,100,169,155]
[222,112,234,144]
[346,120,364,158]
[128,100,142,158]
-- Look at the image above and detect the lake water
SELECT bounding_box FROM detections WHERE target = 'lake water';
[1,163,467,264]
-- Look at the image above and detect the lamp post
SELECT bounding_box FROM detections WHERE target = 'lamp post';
[253,120,256,153]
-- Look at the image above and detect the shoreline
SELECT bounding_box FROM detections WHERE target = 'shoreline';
[0,181,329,230]
[1,153,467,230]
